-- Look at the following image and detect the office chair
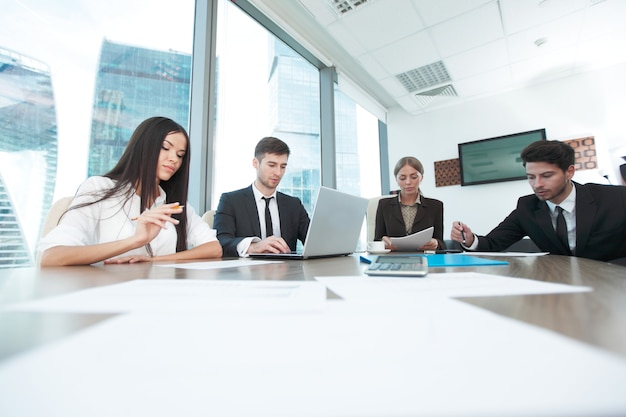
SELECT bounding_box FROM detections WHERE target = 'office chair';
[202,209,216,228]
[40,196,73,239]
[366,195,395,242]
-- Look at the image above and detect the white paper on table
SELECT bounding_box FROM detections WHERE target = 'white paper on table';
[156,259,282,269]
[389,226,433,251]
[316,272,591,302]
[2,279,326,314]
[1,299,625,417]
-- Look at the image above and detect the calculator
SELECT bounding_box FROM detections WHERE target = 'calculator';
[364,255,428,277]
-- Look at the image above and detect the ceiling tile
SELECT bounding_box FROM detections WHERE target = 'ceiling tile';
[326,21,368,56]
[444,39,508,80]
[510,47,577,84]
[411,0,493,27]
[454,67,512,97]
[379,76,412,97]
[428,1,504,58]
[499,0,587,35]
[506,12,583,63]
[580,0,626,41]
[369,30,439,75]
[254,0,626,114]
[337,0,424,51]
[296,0,338,26]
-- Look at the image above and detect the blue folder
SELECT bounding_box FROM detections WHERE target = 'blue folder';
[423,254,508,267]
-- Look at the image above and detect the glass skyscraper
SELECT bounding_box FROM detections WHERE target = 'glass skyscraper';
[0,47,57,268]
[269,39,360,213]
[88,40,192,176]
[268,40,321,210]
[0,41,191,267]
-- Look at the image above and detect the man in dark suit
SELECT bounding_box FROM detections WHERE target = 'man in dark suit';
[213,137,310,257]
[451,140,626,263]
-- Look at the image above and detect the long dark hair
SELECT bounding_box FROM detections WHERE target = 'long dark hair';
[68,116,191,252]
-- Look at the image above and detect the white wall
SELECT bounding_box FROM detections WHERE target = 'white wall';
[386,62,626,238]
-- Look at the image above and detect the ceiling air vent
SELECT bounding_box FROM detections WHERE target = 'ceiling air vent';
[395,61,451,93]
[330,0,372,16]
[414,84,458,107]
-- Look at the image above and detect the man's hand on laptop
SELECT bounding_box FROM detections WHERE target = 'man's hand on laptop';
[248,237,291,254]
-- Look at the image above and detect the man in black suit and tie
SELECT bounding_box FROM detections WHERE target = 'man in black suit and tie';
[451,140,626,264]
[213,137,310,257]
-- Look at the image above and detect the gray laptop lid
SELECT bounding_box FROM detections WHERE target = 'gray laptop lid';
[250,186,368,259]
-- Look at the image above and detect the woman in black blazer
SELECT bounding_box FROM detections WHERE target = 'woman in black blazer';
[375,156,445,251]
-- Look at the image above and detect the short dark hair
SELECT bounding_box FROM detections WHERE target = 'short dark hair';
[254,137,290,161]
[521,140,575,172]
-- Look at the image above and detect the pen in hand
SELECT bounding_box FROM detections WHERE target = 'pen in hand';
[131,205,184,221]
[458,221,466,244]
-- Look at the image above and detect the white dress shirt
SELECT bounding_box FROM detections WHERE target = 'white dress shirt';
[235,183,282,257]
[545,185,577,253]
[38,176,216,259]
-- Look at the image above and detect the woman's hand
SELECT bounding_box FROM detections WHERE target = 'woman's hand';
[418,238,438,251]
[132,203,184,246]
[382,236,397,251]
[104,255,153,264]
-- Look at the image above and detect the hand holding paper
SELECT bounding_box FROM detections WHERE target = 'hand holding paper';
[389,226,434,251]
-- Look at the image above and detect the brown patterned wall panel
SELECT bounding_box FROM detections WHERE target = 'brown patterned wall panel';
[564,136,596,170]
[434,158,460,187]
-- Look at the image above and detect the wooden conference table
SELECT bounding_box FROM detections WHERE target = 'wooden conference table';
[1,253,625,361]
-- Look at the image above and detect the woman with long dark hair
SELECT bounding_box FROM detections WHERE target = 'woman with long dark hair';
[39,117,222,266]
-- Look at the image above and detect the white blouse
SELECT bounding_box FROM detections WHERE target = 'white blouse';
[38,176,216,258]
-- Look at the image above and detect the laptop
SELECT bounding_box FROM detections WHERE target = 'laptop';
[250,186,368,260]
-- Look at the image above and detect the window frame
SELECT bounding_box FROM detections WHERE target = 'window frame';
[188,0,388,214]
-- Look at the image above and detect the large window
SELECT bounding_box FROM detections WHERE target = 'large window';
[334,88,382,198]
[0,0,385,267]
[212,0,384,215]
[0,0,195,267]
[211,1,322,212]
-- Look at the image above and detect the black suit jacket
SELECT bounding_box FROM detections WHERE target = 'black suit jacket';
[476,182,626,262]
[214,185,310,257]
[374,195,445,249]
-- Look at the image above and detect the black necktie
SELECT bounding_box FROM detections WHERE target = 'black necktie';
[555,206,570,255]
[262,196,274,238]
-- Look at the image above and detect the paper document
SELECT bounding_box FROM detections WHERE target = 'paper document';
[3,279,326,314]
[316,272,591,301]
[156,259,282,270]
[2,298,626,417]
[390,226,434,251]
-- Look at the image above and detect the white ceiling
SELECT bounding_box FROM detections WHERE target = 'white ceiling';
[251,0,626,115]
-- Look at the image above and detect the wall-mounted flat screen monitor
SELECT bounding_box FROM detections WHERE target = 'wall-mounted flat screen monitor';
[458,129,547,186]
